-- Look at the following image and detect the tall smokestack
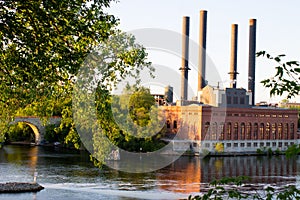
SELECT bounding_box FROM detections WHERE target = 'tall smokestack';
[248,19,257,106]
[180,16,190,101]
[229,24,239,88]
[198,10,207,91]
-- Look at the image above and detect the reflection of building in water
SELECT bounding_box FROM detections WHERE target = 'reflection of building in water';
[158,10,299,154]
[200,156,298,184]
[157,157,201,194]
[156,156,298,194]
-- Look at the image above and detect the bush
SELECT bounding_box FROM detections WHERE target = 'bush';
[187,176,300,200]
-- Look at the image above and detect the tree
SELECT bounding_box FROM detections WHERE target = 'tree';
[0,0,154,148]
[0,0,117,106]
[215,143,224,153]
[0,0,118,142]
[257,51,300,99]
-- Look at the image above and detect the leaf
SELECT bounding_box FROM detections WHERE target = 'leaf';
[294,68,300,73]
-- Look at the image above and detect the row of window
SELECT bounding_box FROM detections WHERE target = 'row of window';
[204,141,294,148]
[226,96,246,105]
[166,120,296,140]
[177,112,290,118]
[204,122,296,140]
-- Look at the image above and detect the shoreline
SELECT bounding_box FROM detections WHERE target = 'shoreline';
[0,182,44,193]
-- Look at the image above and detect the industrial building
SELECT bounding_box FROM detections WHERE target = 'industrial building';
[159,10,299,154]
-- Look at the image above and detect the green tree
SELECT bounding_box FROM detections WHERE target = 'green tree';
[257,51,300,99]
[0,0,116,108]
[0,0,154,156]
[112,85,166,150]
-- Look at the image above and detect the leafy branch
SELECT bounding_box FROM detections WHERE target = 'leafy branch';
[188,176,300,200]
[257,51,300,99]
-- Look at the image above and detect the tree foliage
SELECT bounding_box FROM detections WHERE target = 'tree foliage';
[188,176,300,200]
[257,51,300,99]
[0,0,156,166]
[0,0,117,108]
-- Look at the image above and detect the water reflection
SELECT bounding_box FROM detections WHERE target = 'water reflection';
[0,145,299,199]
[156,155,299,194]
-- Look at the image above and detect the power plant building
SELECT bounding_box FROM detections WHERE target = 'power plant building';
[160,10,299,154]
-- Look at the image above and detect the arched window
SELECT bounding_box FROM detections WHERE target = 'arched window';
[272,123,276,139]
[240,123,245,140]
[211,122,217,140]
[227,122,232,140]
[173,120,177,129]
[246,123,252,139]
[291,123,295,139]
[284,123,289,139]
[259,123,264,139]
[234,122,238,140]
[253,123,258,140]
[219,123,225,140]
[204,122,210,140]
[265,123,270,139]
[278,123,282,139]
[166,120,171,128]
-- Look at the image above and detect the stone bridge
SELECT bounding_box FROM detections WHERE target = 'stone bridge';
[11,116,61,145]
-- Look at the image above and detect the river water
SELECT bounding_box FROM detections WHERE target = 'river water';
[0,145,300,200]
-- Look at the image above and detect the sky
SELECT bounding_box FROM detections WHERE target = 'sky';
[106,0,300,103]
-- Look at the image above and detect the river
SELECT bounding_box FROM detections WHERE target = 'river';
[0,145,299,200]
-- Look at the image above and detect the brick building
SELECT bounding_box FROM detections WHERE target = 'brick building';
[163,102,299,154]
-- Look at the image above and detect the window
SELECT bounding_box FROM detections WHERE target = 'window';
[234,122,238,140]
[246,123,252,139]
[204,122,210,140]
[166,120,171,128]
[234,143,238,147]
[205,143,210,148]
[254,123,258,140]
[254,142,258,147]
[227,96,232,104]
[211,122,217,140]
[284,142,288,147]
[278,123,283,139]
[259,123,264,139]
[260,142,264,147]
[272,123,276,139]
[247,143,251,147]
[227,123,232,140]
[291,123,295,139]
[284,123,288,139]
[240,97,245,104]
[241,123,245,140]
[219,123,225,140]
[233,96,238,104]
[173,120,177,129]
[240,143,245,147]
[272,142,276,147]
[227,143,231,147]
[265,123,270,139]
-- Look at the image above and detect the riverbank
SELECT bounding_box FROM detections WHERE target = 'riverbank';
[0,182,44,193]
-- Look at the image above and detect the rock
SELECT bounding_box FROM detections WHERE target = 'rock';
[0,182,44,193]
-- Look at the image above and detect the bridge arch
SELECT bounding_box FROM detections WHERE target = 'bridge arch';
[10,117,61,145]
[19,122,41,144]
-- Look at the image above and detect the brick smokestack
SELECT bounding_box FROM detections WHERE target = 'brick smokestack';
[180,16,190,101]
[248,19,257,106]
[198,10,207,91]
[229,24,239,88]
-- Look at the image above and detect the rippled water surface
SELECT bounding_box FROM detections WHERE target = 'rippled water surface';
[0,145,299,199]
